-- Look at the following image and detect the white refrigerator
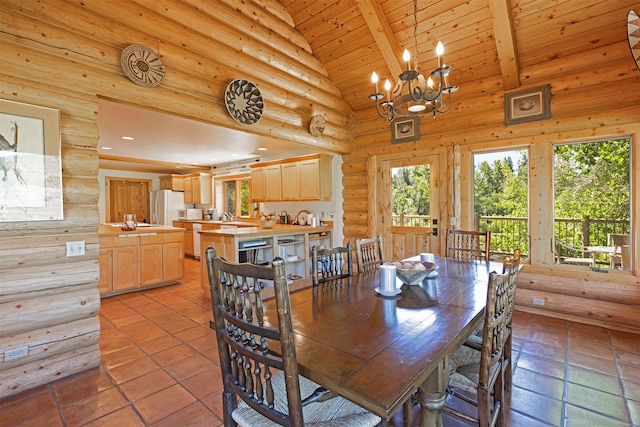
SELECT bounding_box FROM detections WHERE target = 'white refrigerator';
[150,190,185,226]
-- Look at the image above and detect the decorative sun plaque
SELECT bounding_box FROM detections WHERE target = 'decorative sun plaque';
[120,44,165,88]
[224,79,264,125]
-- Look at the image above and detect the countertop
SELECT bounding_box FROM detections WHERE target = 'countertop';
[199,223,332,236]
[98,224,185,236]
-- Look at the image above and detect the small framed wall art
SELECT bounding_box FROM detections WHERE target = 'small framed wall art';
[392,116,420,144]
[504,84,551,125]
[0,100,63,222]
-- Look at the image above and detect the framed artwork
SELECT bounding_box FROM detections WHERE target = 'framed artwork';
[0,100,63,222]
[628,10,640,71]
[392,116,420,144]
[504,84,551,125]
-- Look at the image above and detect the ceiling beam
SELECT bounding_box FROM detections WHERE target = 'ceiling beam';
[487,0,520,89]
[99,154,211,172]
[357,0,403,81]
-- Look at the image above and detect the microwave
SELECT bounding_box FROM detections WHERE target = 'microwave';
[179,208,203,220]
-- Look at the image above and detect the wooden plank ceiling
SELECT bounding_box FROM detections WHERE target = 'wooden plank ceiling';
[279,0,638,122]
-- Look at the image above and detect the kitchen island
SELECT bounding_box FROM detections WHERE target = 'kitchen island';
[98,224,185,297]
[173,219,257,258]
[199,223,332,295]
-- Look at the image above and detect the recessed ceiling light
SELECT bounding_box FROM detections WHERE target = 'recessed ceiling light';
[231,153,239,157]
[121,136,134,140]
[258,147,267,151]
[100,146,112,150]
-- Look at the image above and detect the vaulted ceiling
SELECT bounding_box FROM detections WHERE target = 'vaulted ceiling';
[282,0,636,120]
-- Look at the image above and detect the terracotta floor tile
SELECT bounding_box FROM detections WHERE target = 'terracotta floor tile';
[100,344,146,370]
[133,384,196,425]
[526,328,567,349]
[59,387,128,426]
[98,330,135,354]
[158,316,198,333]
[567,365,622,395]
[51,367,113,405]
[151,343,197,367]
[119,369,176,402]
[622,379,640,401]
[110,313,146,327]
[618,362,640,383]
[513,368,565,400]
[568,338,615,359]
[521,340,565,362]
[187,332,218,354]
[564,403,630,427]
[567,350,618,376]
[516,353,566,380]
[164,353,217,382]
[628,398,640,425]
[137,334,182,355]
[505,409,556,427]
[608,330,640,354]
[200,389,225,421]
[151,401,221,427]
[615,348,640,367]
[173,323,212,342]
[81,406,145,427]
[509,387,563,426]
[0,387,56,426]
[6,409,64,427]
[106,355,159,384]
[181,367,223,399]
[566,383,629,423]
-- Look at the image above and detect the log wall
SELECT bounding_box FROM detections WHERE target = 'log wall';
[0,0,352,398]
[345,36,640,332]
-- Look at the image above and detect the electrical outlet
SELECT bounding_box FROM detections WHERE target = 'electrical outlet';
[450,217,457,226]
[66,241,85,257]
[5,346,28,361]
[532,298,546,306]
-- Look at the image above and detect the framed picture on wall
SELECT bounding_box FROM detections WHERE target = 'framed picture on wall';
[0,100,63,222]
[504,84,551,125]
[392,116,420,143]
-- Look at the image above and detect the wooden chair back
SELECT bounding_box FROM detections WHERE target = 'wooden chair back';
[477,269,510,426]
[446,228,491,261]
[609,234,630,269]
[355,235,384,272]
[501,249,521,393]
[206,247,305,426]
[312,243,353,286]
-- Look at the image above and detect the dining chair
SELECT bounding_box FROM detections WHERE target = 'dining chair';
[205,247,381,427]
[446,228,491,261]
[312,242,353,286]
[609,234,630,269]
[444,268,511,427]
[355,235,384,272]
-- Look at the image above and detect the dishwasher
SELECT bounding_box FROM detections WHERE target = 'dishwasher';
[193,223,202,259]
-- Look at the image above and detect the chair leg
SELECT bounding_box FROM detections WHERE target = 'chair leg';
[504,332,513,393]
[477,385,491,427]
[495,367,505,427]
[403,398,414,426]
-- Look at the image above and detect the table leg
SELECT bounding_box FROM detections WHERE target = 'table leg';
[416,356,449,427]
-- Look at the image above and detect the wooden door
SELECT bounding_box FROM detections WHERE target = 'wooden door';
[107,177,151,223]
[377,155,442,261]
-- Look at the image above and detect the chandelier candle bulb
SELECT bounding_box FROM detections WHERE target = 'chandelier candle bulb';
[436,41,445,68]
[371,71,379,92]
[403,49,411,70]
[384,79,391,100]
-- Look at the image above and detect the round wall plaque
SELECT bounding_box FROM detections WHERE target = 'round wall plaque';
[120,44,165,88]
[225,79,264,125]
[309,115,325,137]
[628,10,640,71]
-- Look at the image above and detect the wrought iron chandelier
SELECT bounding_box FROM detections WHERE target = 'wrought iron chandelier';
[369,0,459,121]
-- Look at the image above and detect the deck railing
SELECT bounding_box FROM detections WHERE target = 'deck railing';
[392,214,630,264]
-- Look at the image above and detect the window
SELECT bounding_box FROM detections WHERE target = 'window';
[222,175,250,218]
[473,150,529,259]
[553,137,631,269]
[391,164,431,228]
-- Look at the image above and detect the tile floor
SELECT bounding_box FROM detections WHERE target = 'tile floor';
[1,258,638,427]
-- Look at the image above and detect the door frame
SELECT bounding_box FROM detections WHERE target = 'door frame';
[368,148,450,260]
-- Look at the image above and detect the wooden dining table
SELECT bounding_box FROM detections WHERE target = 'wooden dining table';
[262,255,504,427]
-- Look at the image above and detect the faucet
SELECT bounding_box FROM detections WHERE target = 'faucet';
[222,212,234,222]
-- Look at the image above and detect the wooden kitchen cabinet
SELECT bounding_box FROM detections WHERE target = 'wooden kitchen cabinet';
[281,161,299,200]
[299,155,332,201]
[265,164,282,201]
[184,173,212,204]
[251,167,266,201]
[98,226,184,296]
[250,154,332,202]
[159,174,184,191]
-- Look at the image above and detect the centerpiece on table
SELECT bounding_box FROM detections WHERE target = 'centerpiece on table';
[387,260,438,286]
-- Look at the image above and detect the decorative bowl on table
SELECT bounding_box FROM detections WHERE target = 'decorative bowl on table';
[258,215,276,228]
[387,261,439,286]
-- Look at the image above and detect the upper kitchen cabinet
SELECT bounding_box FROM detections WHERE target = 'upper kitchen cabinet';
[184,173,212,204]
[159,174,184,191]
[299,154,332,201]
[250,154,332,202]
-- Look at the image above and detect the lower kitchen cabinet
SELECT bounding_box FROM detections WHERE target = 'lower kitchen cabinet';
[98,226,184,296]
